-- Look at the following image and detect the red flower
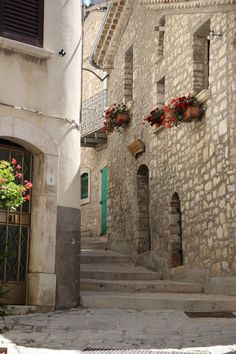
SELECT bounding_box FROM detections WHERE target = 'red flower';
[11,158,16,165]
[24,194,30,201]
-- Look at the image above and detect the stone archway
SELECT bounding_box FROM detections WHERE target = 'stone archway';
[136,164,150,254]
[169,193,183,268]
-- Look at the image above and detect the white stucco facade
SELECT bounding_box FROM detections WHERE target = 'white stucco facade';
[0,0,82,309]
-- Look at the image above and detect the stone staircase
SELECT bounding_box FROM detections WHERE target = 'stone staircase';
[80,238,236,312]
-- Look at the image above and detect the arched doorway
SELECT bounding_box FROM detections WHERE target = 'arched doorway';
[0,139,33,304]
[170,193,183,268]
[136,165,150,253]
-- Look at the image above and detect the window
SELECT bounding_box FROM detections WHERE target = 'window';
[155,16,165,61]
[193,20,210,94]
[123,46,133,103]
[0,0,44,47]
[156,76,165,107]
[81,173,89,200]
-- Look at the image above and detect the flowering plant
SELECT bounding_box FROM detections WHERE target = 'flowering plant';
[142,107,165,127]
[164,95,200,128]
[0,159,32,210]
[102,104,129,134]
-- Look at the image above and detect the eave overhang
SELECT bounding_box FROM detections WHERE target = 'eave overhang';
[91,0,134,70]
[139,0,236,10]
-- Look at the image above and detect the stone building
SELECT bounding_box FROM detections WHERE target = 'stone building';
[81,1,109,239]
[0,0,82,309]
[89,0,236,294]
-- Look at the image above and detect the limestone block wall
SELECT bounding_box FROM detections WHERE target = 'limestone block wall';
[83,9,107,101]
[81,6,108,239]
[81,147,108,238]
[107,4,236,278]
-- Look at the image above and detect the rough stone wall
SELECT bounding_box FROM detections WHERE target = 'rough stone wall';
[83,9,107,101]
[81,6,108,238]
[107,4,236,278]
[81,147,108,237]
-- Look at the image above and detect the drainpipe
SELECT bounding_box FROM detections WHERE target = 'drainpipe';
[88,1,111,70]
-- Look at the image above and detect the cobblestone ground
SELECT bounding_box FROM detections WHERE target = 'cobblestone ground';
[0,308,236,354]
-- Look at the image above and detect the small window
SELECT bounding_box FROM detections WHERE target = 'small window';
[156,76,165,107]
[155,16,165,61]
[123,45,133,103]
[81,173,89,200]
[0,0,44,47]
[193,20,211,94]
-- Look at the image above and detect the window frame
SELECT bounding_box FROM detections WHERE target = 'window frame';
[80,168,91,205]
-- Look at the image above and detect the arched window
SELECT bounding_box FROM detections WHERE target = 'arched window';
[81,173,89,200]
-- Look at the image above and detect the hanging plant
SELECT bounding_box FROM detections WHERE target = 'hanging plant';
[164,95,202,128]
[0,159,32,210]
[102,104,130,134]
[142,107,165,128]
[142,95,202,130]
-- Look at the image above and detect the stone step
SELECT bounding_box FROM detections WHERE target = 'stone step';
[80,270,161,280]
[80,291,236,312]
[80,279,202,293]
[81,241,108,250]
[81,250,132,264]
[81,236,108,250]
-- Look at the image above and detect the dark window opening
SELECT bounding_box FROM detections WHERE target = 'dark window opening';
[0,0,44,47]
[193,20,211,94]
[81,173,89,200]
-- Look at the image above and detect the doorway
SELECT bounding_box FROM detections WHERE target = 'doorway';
[136,165,150,253]
[0,139,32,304]
[170,193,183,268]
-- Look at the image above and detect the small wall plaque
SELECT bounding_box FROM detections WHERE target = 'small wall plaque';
[127,139,145,157]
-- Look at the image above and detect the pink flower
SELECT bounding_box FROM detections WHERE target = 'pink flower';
[11,158,16,165]
[24,195,30,201]
[24,181,33,190]
[16,164,22,170]
[16,173,23,180]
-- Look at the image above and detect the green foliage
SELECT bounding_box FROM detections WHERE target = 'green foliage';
[0,160,31,211]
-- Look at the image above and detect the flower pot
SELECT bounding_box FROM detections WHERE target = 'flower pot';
[183,106,202,122]
[116,112,130,126]
[127,139,145,157]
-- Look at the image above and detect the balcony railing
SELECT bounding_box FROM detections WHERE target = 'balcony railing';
[81,89,108,147]
[81,89,108,137]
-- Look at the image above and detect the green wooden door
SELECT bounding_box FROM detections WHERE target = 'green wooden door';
[101,167,108,235]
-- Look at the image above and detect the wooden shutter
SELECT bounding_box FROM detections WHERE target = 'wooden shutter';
[0,0,44,47]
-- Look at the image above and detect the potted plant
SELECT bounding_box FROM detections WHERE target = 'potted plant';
[0,159,32,210]
[164,95,202,128]
[102,104,130,134]
[0,159,32,305]
[142,107,165,128]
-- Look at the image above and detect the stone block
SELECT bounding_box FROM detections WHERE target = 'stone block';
[27,272,56,307]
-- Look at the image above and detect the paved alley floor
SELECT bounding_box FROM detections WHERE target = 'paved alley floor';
[0,308,236,354]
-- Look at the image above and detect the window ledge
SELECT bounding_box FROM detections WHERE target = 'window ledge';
[196,89,211,104]
[81,198,90,206]
[153,125,165,135]
[125,100,133,112]
[0,37,54,59]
